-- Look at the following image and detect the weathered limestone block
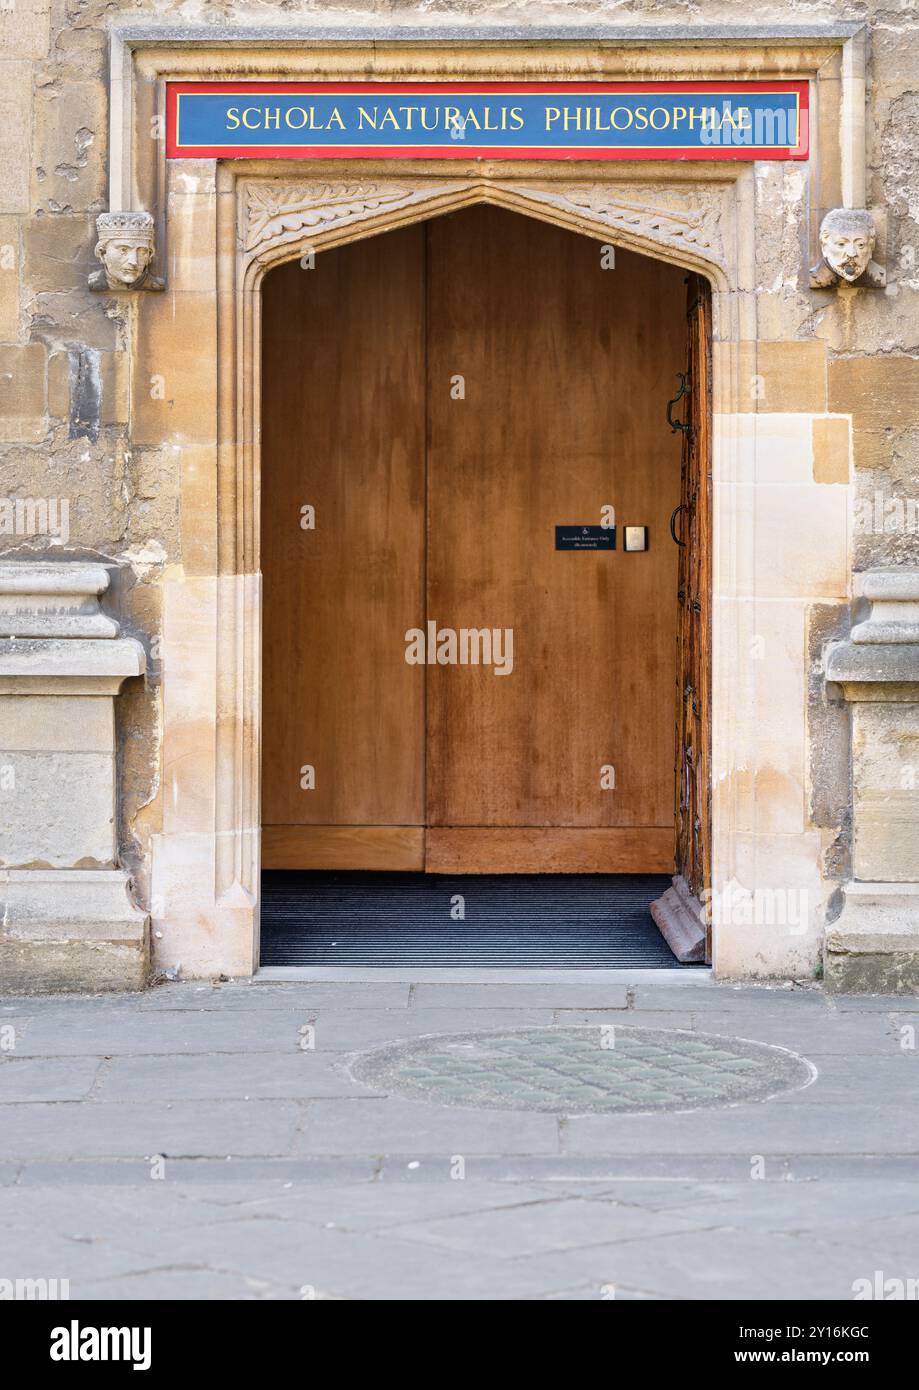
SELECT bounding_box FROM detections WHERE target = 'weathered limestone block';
[0,562,148,992]
[811,416,851,485]
[825,885,919,994]
[825,571,919,991]
[30,80,107,216]
[851,703,919,880]
[0,342,47,443]
[714,340,828,414]
[828,356,919,434]
[0,0,50,65]
[0,213,20,342]
[24,214,95,294]
[0,62,32,215]
[0,871,148,994]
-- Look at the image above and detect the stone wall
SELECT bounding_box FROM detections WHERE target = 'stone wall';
[1,1,918,986]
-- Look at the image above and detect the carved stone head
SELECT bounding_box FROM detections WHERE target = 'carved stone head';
[93,211,156,289]
[818,208,877,284]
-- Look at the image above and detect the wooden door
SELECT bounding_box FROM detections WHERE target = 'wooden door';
[260,227,426,870]
[260,207,688,876]
[425,207,685,873]
[673,275,713,953]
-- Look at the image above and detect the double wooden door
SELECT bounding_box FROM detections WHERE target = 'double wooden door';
[261,206,687,874]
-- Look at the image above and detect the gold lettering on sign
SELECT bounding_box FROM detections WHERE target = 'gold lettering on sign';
[208,93,781,150]
[229,101,530,136]
[226,105,347,132]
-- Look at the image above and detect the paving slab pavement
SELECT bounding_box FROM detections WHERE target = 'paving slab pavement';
[1,975,918,1300]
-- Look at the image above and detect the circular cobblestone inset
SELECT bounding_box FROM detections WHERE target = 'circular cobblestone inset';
[352,1026,816,1114]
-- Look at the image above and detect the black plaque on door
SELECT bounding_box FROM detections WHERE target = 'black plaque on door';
[555,525,616,551]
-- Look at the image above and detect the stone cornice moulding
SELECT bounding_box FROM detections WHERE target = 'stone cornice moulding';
[852,571,919,644]
[0,562,146,694]
[825,570,919,702]
[0,562,118,639]
[0,643,146,696]
[111,21,866,48]
[107,25,867,213]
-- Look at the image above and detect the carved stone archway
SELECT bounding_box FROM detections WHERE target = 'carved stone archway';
[192,169,737,975]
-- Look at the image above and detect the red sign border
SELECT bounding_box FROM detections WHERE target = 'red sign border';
[165,79,809,162]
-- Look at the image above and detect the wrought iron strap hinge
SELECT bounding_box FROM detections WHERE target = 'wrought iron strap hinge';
[666,372,693,438]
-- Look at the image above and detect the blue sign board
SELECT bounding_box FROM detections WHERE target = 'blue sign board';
[167,82,808,161]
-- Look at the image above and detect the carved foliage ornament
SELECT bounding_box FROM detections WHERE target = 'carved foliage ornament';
[810,208,885,289]
[243,181,461,253]
[89,211,163,292]
[241,179,725,268]
[514,184,722,259]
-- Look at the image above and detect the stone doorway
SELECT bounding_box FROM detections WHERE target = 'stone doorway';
[148,159,842,984]
[129,30,857,986]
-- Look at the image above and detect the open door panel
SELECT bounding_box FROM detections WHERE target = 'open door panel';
[651,273,713,962]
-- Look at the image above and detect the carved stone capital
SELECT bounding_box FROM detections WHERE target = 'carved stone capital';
[826,571,919,700]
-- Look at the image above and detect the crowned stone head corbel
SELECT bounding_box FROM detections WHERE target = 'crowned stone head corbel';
[810,208,885,289]
[89,211,164,292]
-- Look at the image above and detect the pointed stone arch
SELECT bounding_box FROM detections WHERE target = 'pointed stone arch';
[231,171,734,580]
[201,166,740,973]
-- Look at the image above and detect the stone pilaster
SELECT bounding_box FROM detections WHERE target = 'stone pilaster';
[824,571,919,991]
[0,562,148,992]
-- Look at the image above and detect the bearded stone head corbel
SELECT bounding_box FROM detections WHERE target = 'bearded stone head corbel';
[810,208,885,289]
[88,211,164,292]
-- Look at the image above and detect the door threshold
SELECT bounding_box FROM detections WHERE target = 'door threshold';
[254,965,711,985]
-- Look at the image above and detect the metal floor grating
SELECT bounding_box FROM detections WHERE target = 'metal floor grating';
[259,871,684,968]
